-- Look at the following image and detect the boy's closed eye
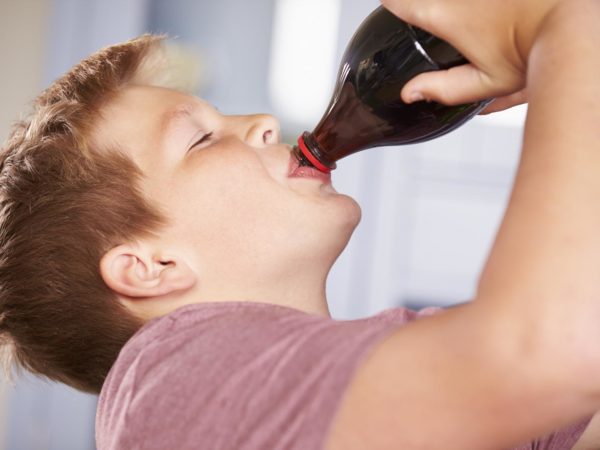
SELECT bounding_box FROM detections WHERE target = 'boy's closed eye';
[188,132,214,152]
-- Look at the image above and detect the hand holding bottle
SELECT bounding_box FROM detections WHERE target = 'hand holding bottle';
[381,0,563,107]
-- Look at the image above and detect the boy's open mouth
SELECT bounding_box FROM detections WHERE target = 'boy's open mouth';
[287,152,332,184]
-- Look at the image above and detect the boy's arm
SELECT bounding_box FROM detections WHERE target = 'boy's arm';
[326,1,600,449]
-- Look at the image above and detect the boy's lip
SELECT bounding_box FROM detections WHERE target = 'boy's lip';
[287,152,332,184]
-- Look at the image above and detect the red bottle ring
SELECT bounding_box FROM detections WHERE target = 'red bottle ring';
[297,135,332,174]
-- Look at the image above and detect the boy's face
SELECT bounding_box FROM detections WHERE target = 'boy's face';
[93,85,361,298]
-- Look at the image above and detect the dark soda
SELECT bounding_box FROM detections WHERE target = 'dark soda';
[294,6,492,173]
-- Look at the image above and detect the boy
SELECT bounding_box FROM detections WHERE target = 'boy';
[2,0,600,447]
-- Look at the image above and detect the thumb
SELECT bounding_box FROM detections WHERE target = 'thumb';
[401,64,495,105]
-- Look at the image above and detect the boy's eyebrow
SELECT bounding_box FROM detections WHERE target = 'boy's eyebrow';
[160,103,199,139]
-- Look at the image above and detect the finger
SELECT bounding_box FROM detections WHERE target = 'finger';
[401,64,506,106]
[478,90,527,115]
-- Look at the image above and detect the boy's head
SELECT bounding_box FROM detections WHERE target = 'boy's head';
[0,35,360,394]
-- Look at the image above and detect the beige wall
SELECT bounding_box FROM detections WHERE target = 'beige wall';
[0,0,50,446]
[0,0,50,142]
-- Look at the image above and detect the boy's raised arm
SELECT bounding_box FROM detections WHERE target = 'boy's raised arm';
[326,1,600,449]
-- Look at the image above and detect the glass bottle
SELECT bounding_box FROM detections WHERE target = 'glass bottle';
[293,6,492,173]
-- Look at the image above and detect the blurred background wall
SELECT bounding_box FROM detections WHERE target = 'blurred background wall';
[0,1,49,144]
[0,0,527,448]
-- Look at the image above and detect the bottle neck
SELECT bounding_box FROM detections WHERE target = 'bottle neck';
[295,132,336,173]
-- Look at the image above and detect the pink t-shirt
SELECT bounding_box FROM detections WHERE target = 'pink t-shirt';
[95,301,591,449]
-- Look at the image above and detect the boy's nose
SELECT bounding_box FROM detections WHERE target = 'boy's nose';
[243,114,281,147]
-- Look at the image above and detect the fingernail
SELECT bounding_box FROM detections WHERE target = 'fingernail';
[410,91,424,102]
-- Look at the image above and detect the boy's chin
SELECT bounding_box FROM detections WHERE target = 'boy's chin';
[331,196,362,234]
[339,194,361,221]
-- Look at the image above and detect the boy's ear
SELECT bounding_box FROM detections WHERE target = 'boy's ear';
[99,243,197,298]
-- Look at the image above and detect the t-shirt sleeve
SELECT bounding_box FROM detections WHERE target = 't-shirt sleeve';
[512,416,593,450]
